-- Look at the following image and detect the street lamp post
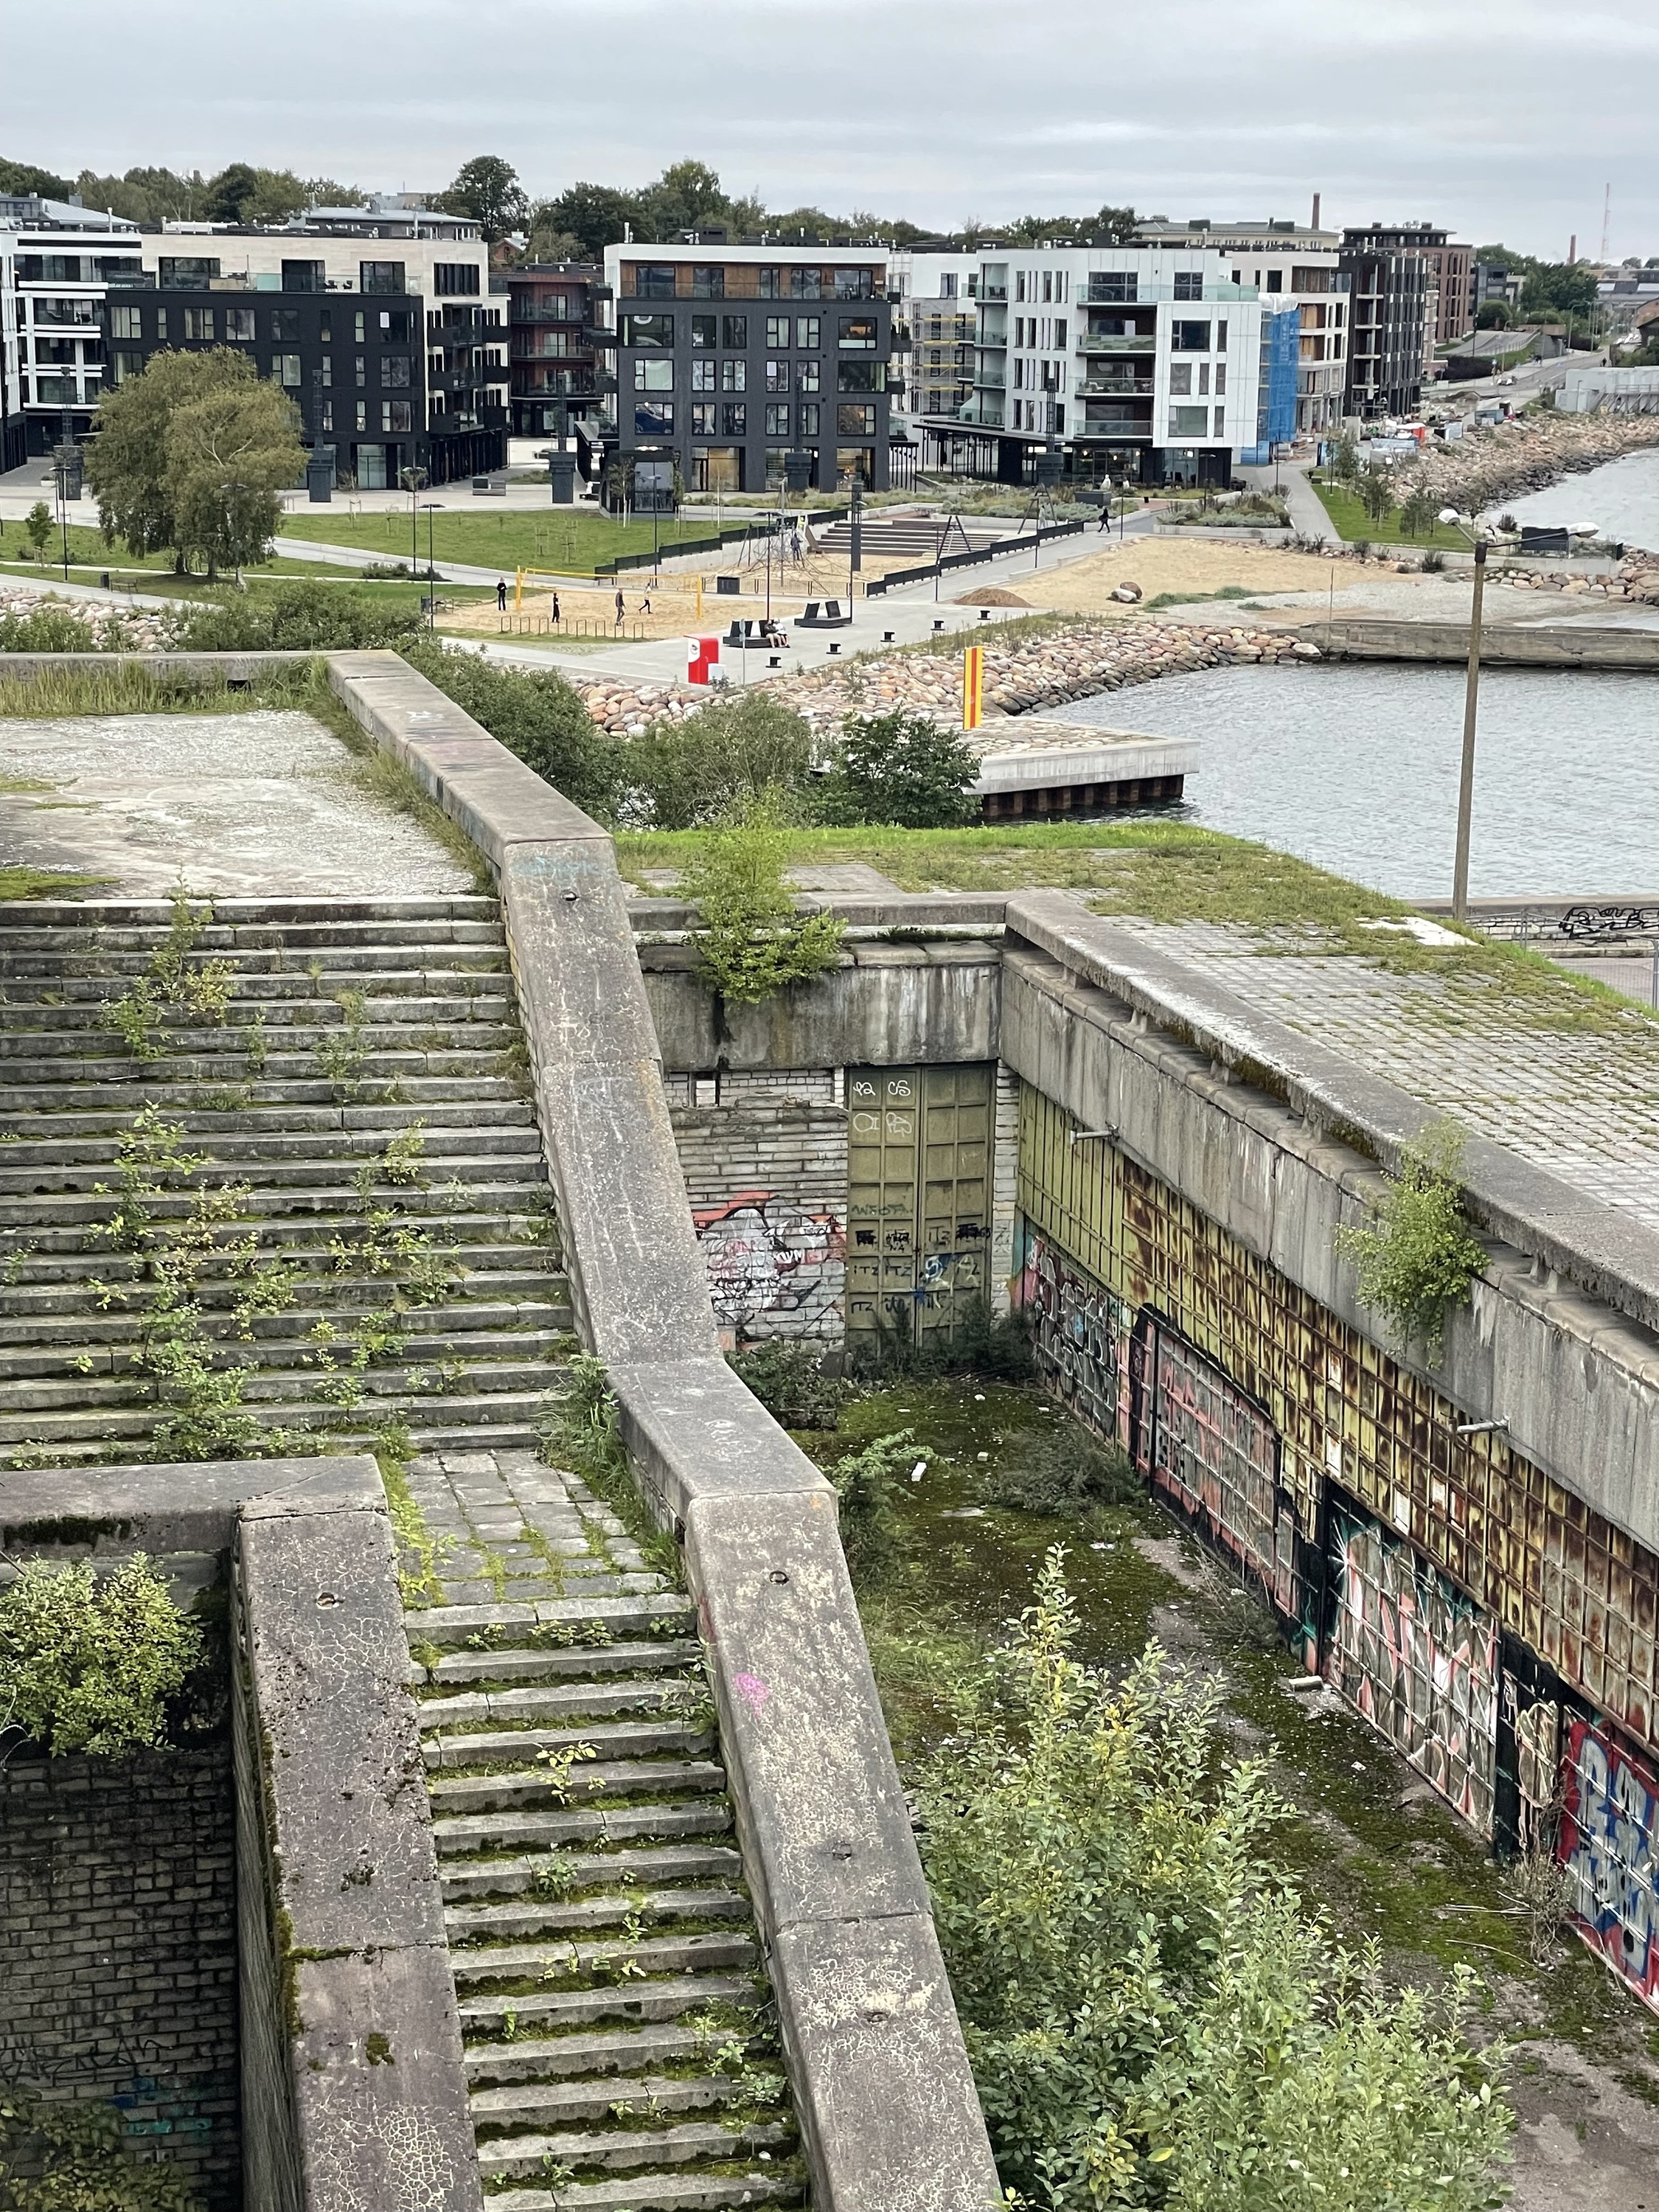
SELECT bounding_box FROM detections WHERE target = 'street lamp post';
[422,502,441,631]
[1441,506,1489,921]
[400,465,428,574]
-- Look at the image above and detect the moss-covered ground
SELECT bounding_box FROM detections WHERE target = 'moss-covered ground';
[792,1371,1659,2197]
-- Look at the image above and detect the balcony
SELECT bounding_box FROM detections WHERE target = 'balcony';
[509,335,592,361]
[1077,332,1156,355]
[582,325,615,349]
[514,369,599,397]
[973,368,1007,389]
[981,285,1008,301]
[1077,375,1155,397]
[512,299,586,325]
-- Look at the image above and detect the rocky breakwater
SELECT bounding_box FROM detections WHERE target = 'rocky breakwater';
[770,619,1321,733]
[0,584,170,647]
[563,676,701,735]
[1417,408,1659,518]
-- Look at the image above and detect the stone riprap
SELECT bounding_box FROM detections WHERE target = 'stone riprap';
[0,709,473,899]
[0,584,170,646]
[1414,407,1659,517]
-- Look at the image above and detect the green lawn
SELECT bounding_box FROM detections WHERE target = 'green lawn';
[0,520,479,587]
[279,507,758,577]
[1307,478,1467,552]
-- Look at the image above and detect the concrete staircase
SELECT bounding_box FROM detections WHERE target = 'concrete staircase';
[405,1446,801,2211]
[0,897,567,1464]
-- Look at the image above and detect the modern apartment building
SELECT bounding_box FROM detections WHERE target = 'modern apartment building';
[600,238,894,495]
[1340,225,1433,419]
[931,245,1263,487]
[886,249,980,456]
[0,195,142,467]
[1134,218,1349,436]
[493,261,613,442]
[0,193,503,479]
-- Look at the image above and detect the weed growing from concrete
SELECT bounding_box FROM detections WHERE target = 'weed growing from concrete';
[0,1554,204,1759]
[1335,1121,1489,1359]
[104,883,232,1061]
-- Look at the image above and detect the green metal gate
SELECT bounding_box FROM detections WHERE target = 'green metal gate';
[845,1063,995,1348]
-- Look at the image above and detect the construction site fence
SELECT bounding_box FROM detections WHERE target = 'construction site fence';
[593,504,853,577]
[863,518,1085,596]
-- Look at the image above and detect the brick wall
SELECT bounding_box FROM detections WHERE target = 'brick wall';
[666,1068,848,1343]
[0,1739,240,2209]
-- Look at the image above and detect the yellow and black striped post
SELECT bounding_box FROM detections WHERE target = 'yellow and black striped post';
[962,644,984,730]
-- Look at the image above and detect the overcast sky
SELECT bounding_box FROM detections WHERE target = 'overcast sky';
[4,0,1653,260]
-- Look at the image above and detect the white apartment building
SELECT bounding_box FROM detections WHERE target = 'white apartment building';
[0,195,142,467]
[930,245,1264,487]
[1135,218,1349,434]
[886,249,981,451]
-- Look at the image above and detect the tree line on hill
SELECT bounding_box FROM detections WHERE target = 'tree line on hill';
[0,155,361,226]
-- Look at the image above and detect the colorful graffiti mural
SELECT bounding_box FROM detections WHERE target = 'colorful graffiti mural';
[1326,1506,1500,1837]
[1561,1718,1659,2011]
[692,1189,844,1337]
[1015,1228,1128,1444]
[846,1064,994,1346]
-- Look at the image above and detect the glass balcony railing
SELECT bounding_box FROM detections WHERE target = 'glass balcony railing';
[1077,333,1156,354]
[1077,375,1155,396]
[973,368,1007,389]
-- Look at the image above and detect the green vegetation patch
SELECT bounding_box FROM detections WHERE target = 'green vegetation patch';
[0,865,114,901]
[1308,477,1468,552]
[280,505,755,577]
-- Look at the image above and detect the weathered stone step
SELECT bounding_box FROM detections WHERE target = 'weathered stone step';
[0,1385,560,1452]
[0,1326,567,1385]
[424,1719,709,1772]
[0,1075,528,1113]
[462,2020,737,2087]
[0,1293,566,1347]
[0,966,511,1003]
[414,1594,695,1650]
[0,1152,545,1205]
[0,1099,533,1138]
[0,1124,538,1172]
[439,1842,742,1906]
[0,1046,521,1089]
[1,1239,557,1283]
[0,897,501,929]
[470,2069,764,2133]
[426,1756,724,1819]
[482,2165,800,2211]
[0,943,509,981]
[416,1678,692,1733]
[0,1352,560,1416]
[448,1886,747,1947]
[475,2117,788,2182]
[432,1799,731,1860]
[456,1970,761,2037]
[422,1635,701,1690]
[0,1183,550,1237]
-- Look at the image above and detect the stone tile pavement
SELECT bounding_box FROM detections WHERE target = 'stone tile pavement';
[400,1447,660,1608]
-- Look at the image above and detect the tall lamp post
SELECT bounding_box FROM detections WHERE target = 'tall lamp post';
[400,465,428,573]
[422,501,441,630]
[1441,506,1489,921]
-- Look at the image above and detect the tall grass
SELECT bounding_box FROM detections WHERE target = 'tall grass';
[0,660,323,718]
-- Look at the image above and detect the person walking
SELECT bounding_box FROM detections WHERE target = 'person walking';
[549,589,560,625]
[496,578,507,612]
[639,593,652,616]
[614,588,625,627]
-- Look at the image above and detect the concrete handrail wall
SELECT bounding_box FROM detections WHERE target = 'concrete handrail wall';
[0,1457,479,2212]
[327,650,1002,2212]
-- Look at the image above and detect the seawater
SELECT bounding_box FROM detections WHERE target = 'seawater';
[1481,445,1659,550]
[1058,662,1659,901]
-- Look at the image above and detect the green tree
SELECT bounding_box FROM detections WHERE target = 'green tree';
[1092,203,1138,243]
[1356,465,1396,529]
[1335,1120,1487,1358]
[1398,475,1439,539]
[1474,298,1514,330]
[164,359,304,578]
[86,348,220,566]
[0,156,72,198]
[439,154,529,242]
[1328,425,1361,490]
[0,1553,204,1757]
[202,161,260,223]
[21,501,52,562]
[624,691,814,828]
[639,159,728,239]
[1520,262,1597,322]
[818,708,980,827]
[685,804,845,1004]
[920,1551,1514,2212]
[548,181,646,260]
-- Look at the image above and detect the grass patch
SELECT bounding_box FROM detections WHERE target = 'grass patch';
[1307,479,1469,552]
[302,681,496,894]
[1143,583,1261,612]
[0,658,325,717]
[0,864,115,900]
[280,506,761,577]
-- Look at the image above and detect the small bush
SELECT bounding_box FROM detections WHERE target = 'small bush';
[624,692,814,829]
[845,1298,1034,1383]
[163,580,419,651]
[816,709,981,829]
[827,1428,918,1568]
[1335,1119,1487,1358]
[686,804,844,1004]
[398,636,622,821]
[0,1554,204,1757]
[727,1339,848,1430]
[0,2084,201,2210]
[1420,547,1447,573]
[0,602,97,653]
[976,1422,1141,1513]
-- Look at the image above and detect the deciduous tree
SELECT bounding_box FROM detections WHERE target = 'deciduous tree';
[439,155,529,242]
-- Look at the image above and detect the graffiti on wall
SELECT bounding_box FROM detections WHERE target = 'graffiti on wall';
[1015,1228,1129,1444]
[1326,1506,1500,1837]
[1561,1718,1659,2011]
[692,1189,844,1338]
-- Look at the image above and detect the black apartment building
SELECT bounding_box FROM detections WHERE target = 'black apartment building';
[495,262,613,440]
[100,265,504,487]
[1340,224,1432,419]
[601,238,894,496]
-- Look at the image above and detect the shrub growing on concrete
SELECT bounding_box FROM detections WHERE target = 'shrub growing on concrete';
[623,692,815,829]
[0,1554,204,1758]
[975,1423,1141,1513]
[0,2083,200,2208]
[827,1428,919,1568]
[398,636,622,821]
[164,580,419,650]
[1335,1120,1487,1359]
[685,804,844,1004]
[726,1339,849,1430]
[816,709,981,829]
[919,1550,1513,2211]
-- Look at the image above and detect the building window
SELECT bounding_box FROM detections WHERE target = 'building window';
[796,315,820,348]
[636,399,675,434]
[224,307,255,341]
[836,360,880,392]
[691,358,716,392]
[432,262,479,296]
[1198,363,1210,395]
[765,402,790,436]
[838,315,878,351]
[155,308,167,340]
[158,257,219,288]
[788,268,821,300]
[941,272,957,299]
[1169,404,1209,436]
[1214,406,1228,437]
[692,265,725,299]
[355,355,367,386]
[837,403,877,436]
[355,400,368,431]
[765,358,790,392]
[1094,273,1137,303]
[721,313,748,349]
[1171,320,1211,352]
[1054,317,1066,347]
[360,261,407,296]
[380,355,408,388]
[690,400,717,435]
[1217,320,1228,349]
[321,356,333,387]
[799,403,821,435]
[689,313,717,348]
[282,258,325,293]
[765,316,789,349]
[722,401,747,435]
[184,307,215,341]
[758,267,782,299]
[622,313,675,348]
[273,354,302,386]
[110,304,142,341]
[320,398,334,431]
[1173,271,1203,301]
[636,264,677,299]
[834,267,875,299]
[378,308,414,341]
[797,360,820,393]
[1169,363,1192,395]
[634,358,673,391]
[111,349,143,385]
[354,312,366,343]
[720,360,746,392]
[1267,269,1283,293]
[1214,362,1226,395]
[270,308,301,341]
[1015,272,1027,302]
[381,400,411,431]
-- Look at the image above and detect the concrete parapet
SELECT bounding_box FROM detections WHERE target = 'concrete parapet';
[0,1455,479,2212]
[326,651,1003,2212]
[1304,619,1659,669]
